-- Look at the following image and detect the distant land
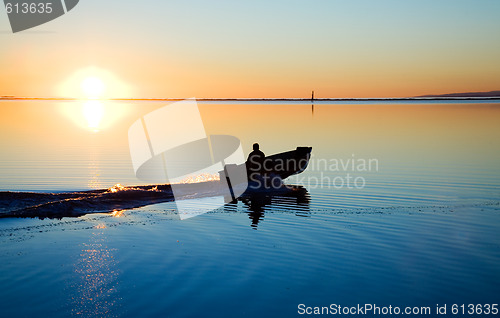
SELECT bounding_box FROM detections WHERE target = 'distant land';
[418,90,500,98]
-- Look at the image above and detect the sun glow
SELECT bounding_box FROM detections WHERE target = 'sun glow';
[58,66,133,99]
[58,67,133,132]
[80,75,106,131]
[81,77,106,99]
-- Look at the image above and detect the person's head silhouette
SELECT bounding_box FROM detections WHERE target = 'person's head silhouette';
[253,143,260,151]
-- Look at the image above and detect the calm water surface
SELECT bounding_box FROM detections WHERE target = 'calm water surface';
[0,100,499,317]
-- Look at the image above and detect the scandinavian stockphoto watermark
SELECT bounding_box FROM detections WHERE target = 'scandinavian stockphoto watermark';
[288,154,379,189]
[298,303,433,316]
[3,0,79,32]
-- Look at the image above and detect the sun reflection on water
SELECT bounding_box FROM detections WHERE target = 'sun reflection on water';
[109,184,126,193]
[83,100,104,132]
[179,173,220,184]
[72,226,120,317]
[111,210,125,218]
[88,151,102,190]
[59,100,132,133]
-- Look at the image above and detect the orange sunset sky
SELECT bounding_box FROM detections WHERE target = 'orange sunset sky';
[1,0,499,99]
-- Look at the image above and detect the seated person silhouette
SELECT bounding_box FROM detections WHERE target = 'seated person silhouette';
[246,143,266,182]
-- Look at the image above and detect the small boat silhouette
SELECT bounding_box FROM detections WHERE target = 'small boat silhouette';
[220,147,312,195]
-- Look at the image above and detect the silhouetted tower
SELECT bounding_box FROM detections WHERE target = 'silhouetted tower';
[311,90,315,115]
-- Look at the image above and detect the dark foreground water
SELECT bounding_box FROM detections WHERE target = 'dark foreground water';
[0,100,499,317]
[0,201,499,317]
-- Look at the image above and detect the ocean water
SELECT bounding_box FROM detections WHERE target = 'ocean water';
[0,100,499,317]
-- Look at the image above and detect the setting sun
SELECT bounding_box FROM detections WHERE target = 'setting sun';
[81,77,105,99]
[57,67,133,99]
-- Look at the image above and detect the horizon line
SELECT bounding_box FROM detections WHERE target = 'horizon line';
[2,96,500,102]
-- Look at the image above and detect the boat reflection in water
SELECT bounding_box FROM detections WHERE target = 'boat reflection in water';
[224,185,310,229]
